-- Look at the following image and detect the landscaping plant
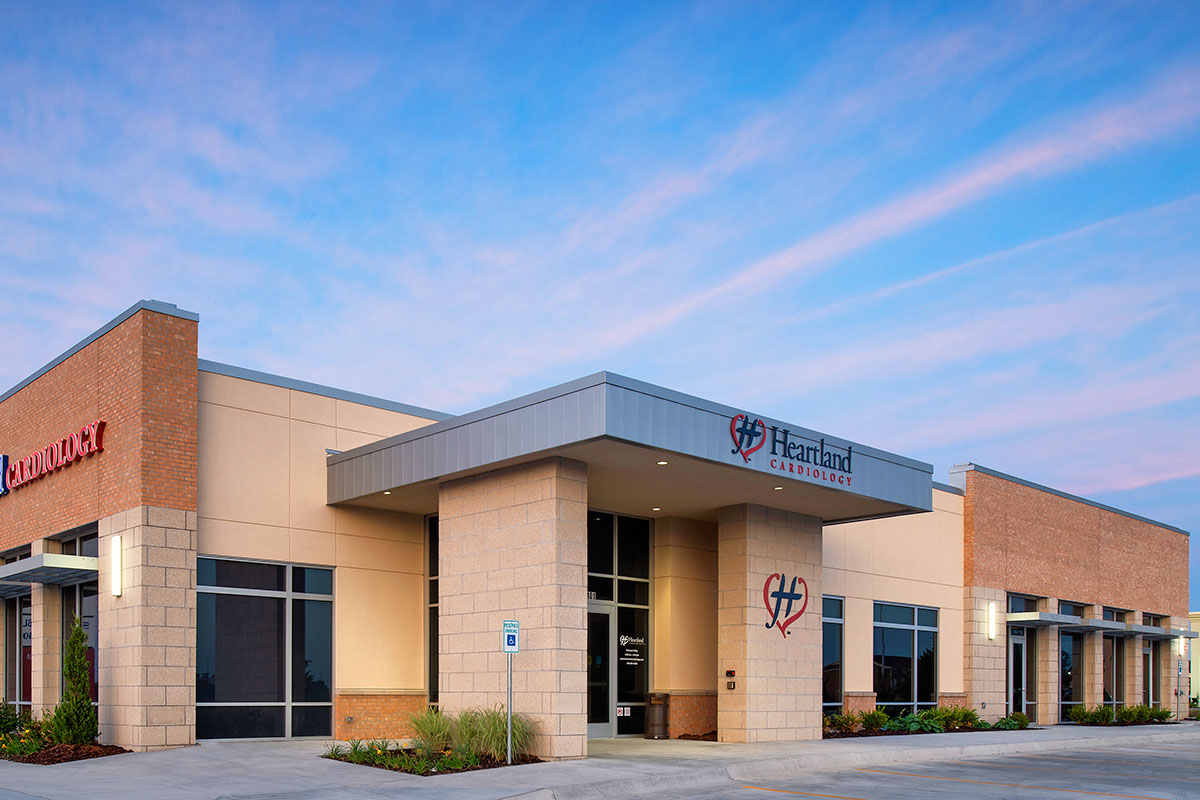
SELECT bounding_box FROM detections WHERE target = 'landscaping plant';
[859,709,888,731]
[50,616,98,745]
[825,713,859,734]
[410,706,454,755]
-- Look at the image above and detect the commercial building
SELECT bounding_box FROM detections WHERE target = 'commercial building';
[0,300,1192,756]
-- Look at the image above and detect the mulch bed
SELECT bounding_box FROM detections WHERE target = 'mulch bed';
[5,743,130,765]
[823,726,1041,739]
[327,750,541,776]
[676,731,718,741]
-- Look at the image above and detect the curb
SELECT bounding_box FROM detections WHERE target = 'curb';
[534,728,1200,800]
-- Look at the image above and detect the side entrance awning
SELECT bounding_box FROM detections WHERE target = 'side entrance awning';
[0,553,98,598]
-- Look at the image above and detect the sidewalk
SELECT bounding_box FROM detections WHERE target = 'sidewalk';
[0,723,1197,800]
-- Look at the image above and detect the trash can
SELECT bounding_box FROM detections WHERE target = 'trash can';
[645,693,669,739]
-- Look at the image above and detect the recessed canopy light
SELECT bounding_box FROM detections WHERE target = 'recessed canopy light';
[773,486,783,491]
[651,507,662,512]
[383,491,392,495]
[656,460,669,466]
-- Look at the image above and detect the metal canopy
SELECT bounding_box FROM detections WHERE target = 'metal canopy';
[327,372,934,524]
[1007,611,1081,628]
[1060,618,1130,635]
[0,553,99,597]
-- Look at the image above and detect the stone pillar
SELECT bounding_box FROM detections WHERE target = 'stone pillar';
[30,538,62,716]
[717,504,821,743]
[1084,630,1105,709]
[97,506,197,750]
[962,586,1005,721]
[437,457,588,761]
[1038,625,1061,725]
[1125,634,1143,707]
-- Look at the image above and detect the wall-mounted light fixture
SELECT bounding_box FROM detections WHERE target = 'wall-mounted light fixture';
[987,601,996,641]
[111,534,122,597]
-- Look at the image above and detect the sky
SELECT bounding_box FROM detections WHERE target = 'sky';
[1,2,1198,606]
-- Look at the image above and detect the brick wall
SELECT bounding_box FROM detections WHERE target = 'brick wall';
[666,692,716,737]
[0,307,197,551]
[964,470,1188,617]
[335,692,427,741]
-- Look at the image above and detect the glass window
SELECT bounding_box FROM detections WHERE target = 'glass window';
[1059,601,1085,617]
[61,583,99,701]
[617,579,649,606]
[616,517,650,579]
[1061,632,1084,719]
[823,621,842,707]
[615,606,648,705]
[874,603,914,625]
[198,558,285,592]
[588,513,614,575]
[4,595,33,712]
[427,516,439,705]
[1008,595,1038,613]
[873,602,938,713]
[1103,635,1125,708]
[1102,608,1126,623]
[196,559,333,738]
[822,597,843,619]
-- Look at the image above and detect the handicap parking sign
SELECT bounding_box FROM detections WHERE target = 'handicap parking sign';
[502,619,520,653]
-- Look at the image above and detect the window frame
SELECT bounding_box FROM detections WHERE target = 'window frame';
[822,596,844,715]
[196,556,334,740]
[872,601,939,715]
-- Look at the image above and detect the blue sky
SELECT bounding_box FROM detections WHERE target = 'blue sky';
[1,3,1198,606]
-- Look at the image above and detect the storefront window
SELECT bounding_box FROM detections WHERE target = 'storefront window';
[822,597,843,714]
[197,558,333,739]
[3,594,32,713]
[1103,635,1124,708]
[1060,631,1084,719]
[873,602,938,715]
[61,582,99,701]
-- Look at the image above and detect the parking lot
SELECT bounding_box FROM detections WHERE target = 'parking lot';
[660,741,1200,800]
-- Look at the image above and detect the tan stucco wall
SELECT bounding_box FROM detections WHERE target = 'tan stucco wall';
[653,517,718,692]
[196,371,437,693]
[822,487,966,696]
[1191,612,1200,701]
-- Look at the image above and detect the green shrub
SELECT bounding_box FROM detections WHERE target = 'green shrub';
[347,739,369,764]
[825,713,858,734]
[860,709,888,731]
[1088,706,1114,725]
[1148,707,1173,722]
[454,705,535,760]
[992,712,1028,730]
[323,742,348,759]
[1114,705,1136,725]
[410,706,454,755]
[919,707,982,730]
[1008,711,1029,729]
[1067,704,1090,724]
[1134,704,1151,723]
[885,711,943,733]
[50,616,98,745]
[0,704,17,736]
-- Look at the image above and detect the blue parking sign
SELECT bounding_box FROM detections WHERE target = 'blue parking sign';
[502,619,520,653]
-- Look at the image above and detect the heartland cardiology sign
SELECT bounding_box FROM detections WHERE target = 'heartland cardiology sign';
[0,420,106,497]
[730,413,854,487]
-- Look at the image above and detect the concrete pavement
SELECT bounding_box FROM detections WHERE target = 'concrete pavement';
[0,722,1196,799]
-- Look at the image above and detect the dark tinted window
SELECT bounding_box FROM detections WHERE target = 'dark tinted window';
[615,606,648,704]
[823,620,842,704]
[291,705,331,737]
[588,513,614,575]
[616,517,649,579]
[196,593,285,703]
[873,627,913,703]
[618,580,649,606]
[197,706,284,739]
[917,608,938,628]
[874,603,913,625]
[198,558,285,591]
[823,597,843,619]
[917,631,937,703]
[292,600,332,702]
[294,568,332,595]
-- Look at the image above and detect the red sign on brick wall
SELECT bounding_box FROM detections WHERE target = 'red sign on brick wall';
[1,420,106,497]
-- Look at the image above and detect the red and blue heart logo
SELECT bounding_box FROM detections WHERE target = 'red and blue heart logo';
[763,573,808,638]
[730,413,767,463]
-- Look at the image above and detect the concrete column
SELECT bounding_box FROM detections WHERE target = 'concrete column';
[1039,626,1061,724]
[962,586,1005,721]
[1126,634,1143,707]
[437,457,588,761]
[97,505,197,750]
[30,538,62,716]
[1083,631,1105,709]
[717,504,822,743]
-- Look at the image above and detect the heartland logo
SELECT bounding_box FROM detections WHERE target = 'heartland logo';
[730,413,854,486]
[1,420,106,498]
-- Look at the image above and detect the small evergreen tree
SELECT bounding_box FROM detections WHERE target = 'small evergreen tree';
[51,615,98,744]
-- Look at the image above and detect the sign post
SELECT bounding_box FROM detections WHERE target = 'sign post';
[502,619,520,764]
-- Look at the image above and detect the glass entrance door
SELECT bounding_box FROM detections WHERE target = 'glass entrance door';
[587,608,614,738]
[1009,627,1026,717]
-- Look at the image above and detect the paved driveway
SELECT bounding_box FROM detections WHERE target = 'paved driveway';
[657,740,1200,800]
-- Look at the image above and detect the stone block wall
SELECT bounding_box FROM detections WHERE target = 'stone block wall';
[717,504,822,743]
[843,691,876,715]
[97,505,197,750]
[436,457,588,760]
[962,585,1005,721]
